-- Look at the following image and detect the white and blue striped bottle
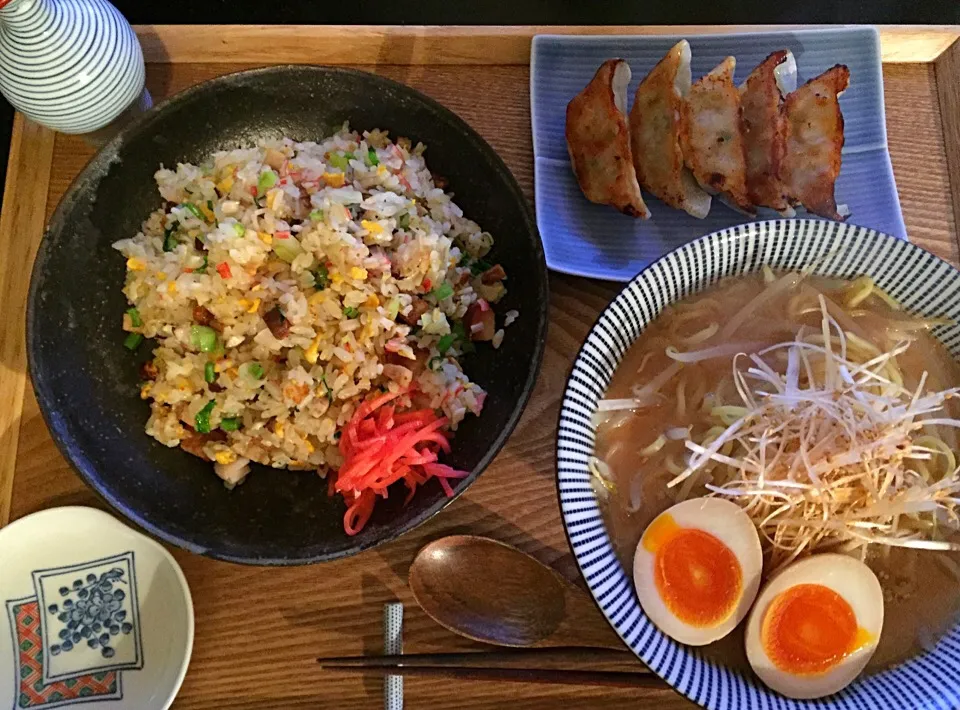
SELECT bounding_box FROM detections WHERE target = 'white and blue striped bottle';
[0,0,147,134]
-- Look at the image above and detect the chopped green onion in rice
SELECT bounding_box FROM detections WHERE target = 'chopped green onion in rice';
[113,127,508,495]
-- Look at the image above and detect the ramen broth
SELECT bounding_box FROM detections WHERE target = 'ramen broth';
[595,272,960,670]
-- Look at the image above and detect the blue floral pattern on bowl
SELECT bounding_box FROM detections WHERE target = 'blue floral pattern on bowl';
[48,568,133,661]
[32,552,143,685]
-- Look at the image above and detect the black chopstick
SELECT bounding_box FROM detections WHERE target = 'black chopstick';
[317,648,664,689]
[318,664,666,689]
[318,647,635,668]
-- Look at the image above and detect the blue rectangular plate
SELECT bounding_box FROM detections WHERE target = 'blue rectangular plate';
[531,27,905,281]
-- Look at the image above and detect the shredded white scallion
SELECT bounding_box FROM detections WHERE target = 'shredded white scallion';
[668,296,960,569]
[588,456,617,499]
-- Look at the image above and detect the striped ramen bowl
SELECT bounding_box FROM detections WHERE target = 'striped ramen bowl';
[556,219,960,710]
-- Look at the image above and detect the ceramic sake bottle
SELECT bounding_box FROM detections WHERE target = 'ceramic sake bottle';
[0,0,148,135]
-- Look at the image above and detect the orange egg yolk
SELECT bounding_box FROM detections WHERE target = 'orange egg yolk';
[761,583,873,675]
[642,513,743,627]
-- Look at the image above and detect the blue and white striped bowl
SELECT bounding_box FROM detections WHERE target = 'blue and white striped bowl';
[0,0,145,135]
[557,219,960,709]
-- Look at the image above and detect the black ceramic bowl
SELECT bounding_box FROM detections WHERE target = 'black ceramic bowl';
[27,66,548,565]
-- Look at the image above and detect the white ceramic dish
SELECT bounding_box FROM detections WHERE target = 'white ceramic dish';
[0,507,193,709]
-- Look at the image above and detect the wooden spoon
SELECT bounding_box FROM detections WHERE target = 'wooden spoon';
[409,535,625,650]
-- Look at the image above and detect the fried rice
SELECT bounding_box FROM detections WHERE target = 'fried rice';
[113,125,510,528]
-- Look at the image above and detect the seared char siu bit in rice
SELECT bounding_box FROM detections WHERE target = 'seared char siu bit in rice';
[113,126,515,534]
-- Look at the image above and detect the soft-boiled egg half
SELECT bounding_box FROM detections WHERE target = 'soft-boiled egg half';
[633,498,763,645]
[745,554,884,699]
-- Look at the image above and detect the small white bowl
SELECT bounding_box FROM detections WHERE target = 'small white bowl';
[0,507,193,709]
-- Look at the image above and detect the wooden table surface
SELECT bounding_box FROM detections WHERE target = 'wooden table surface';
[2,26,960,710]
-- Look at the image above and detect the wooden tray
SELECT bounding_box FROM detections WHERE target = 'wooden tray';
[1,25,959,709]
